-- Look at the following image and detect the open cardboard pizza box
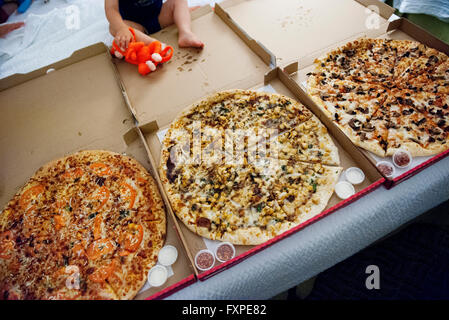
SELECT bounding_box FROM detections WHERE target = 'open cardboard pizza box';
[219,0,449,188]
[112,4,385,280]
[0,43,196,300]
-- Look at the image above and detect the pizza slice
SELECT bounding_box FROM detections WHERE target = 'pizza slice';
[395,91,449,154]
[393,40,447,84]
[385,92,448,156]
[269,161,342,225]
[312,38,397,85]
[309,81,389,156]
[403,60,449,94]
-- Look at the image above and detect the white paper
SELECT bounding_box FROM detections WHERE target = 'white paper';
[157,127,169,143]
[256,84,277,94]
[388,13,401,22]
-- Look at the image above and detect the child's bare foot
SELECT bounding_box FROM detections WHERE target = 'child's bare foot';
[178,31,204,48]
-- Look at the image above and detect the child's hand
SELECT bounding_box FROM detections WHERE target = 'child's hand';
[115,26,133,50]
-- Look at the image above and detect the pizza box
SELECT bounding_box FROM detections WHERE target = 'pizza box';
[0,43,196,300]
[218,0,449,188]
[113,4,273,127]
[217,0,395,67]
[136,66,386,281]
[110,4,385,280]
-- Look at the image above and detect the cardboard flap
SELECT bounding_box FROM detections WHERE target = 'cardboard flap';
[219,0,393,66]
[355,0,395,19]
[0,45,139,206]
[0,43,109,91]
[114,5,270,130]
[386,18,449,53]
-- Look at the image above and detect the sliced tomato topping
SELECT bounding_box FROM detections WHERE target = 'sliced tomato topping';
[120,224,143,253]
[90,186,110,211]
[54,215,65,231]
[89,163,111,176]
[93,214,103,240]
[62,167,84,179]
[137,177,147,184]
[19,184,44,213]
[120,182,137,209]
[86,238,115,260]
[88,260,117,283]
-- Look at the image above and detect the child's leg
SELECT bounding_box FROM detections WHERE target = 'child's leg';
[158,0,203,48]
[109,19,156,46]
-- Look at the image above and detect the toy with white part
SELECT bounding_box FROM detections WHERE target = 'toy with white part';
[110,27,173,76]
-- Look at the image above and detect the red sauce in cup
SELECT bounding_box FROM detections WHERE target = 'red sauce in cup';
[196,251,214,270]
[393,151,411,167]
[216,244,234,262]
[378,163,393,176]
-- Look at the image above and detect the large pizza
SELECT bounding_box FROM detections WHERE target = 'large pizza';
[307,38,449,157]
[160,90,342,245]
[0,150,166,300]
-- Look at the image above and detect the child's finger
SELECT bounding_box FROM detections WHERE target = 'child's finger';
[119,37,125,50]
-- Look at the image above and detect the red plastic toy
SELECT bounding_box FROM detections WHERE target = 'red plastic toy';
[110,27,174,76]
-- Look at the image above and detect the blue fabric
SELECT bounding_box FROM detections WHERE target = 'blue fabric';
[119,0,163,34]
[17,0,32,14]
[392,0,449,22]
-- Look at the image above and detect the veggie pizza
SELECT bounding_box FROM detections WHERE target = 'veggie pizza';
[0,150,166,300]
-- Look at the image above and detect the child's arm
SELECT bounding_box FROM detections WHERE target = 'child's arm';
[105,0,133,49]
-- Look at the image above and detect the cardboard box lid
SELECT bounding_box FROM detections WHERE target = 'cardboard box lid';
[114,5,272,129]
[219,0,395,66]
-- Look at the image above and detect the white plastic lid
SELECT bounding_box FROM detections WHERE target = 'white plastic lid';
[335,181,356,200]
[147,265,168,287]
[158,245,178,266]
[344,167,365,185]
[194,249,215,271]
